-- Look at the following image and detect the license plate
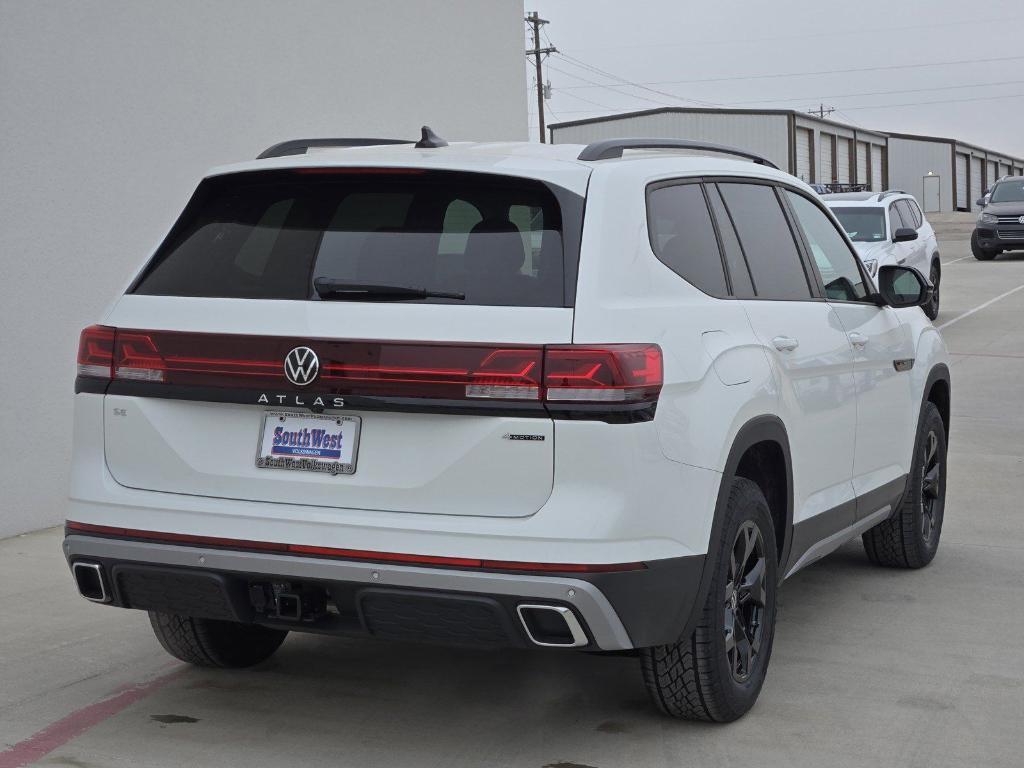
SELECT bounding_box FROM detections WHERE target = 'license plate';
[255,411,361,475]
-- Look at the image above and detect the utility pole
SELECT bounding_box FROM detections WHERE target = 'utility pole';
[808,103,835,118]
[526,12,556,143]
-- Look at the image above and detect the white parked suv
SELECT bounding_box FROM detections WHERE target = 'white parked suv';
[66,130,951,722]
[823,191,941,319]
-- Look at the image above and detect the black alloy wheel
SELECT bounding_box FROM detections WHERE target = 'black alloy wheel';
[724,521,768,683]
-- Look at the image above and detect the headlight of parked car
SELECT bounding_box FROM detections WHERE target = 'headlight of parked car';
[980,212,998,225]
[862,258,878,277]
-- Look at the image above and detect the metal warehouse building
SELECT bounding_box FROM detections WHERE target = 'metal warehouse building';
[550,108,1024,214]
[886,133,1024,213]
[549,108,889,190]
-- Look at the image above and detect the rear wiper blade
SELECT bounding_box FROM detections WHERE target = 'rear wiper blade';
[314,279,465,301]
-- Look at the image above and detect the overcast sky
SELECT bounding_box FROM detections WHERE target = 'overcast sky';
[525,0,1024,156]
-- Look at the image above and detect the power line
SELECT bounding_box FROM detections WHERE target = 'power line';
[553,51,720,108]
[724,79,1024,107]
[558,54,1024,90]
[547,64,680,110]
[840,91,1024,112]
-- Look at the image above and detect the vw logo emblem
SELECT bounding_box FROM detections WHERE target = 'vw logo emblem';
[1018,215,1024,225]
[284,347,319,386]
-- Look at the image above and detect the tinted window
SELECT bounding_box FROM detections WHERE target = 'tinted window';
[706,185,755,298]
[786,192,869,302]
[905,199,924,228]
[990,181,1024,203]
[133,170,568,307]
[718,183,812,300]
[888,203,907,237]
[647,183,728,296]
[896,200,919,230]
[830,207,886,242]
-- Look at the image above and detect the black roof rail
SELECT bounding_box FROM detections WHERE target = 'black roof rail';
[576,138,779,169]
[875,189,907,202]
[257,137,412,160]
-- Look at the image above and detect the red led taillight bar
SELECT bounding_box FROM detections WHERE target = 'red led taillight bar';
[76,326,662,405]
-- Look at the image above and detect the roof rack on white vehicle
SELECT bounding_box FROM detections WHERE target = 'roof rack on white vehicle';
[875,189,907,202]
[257,125,448,159]
[576,138,778,168]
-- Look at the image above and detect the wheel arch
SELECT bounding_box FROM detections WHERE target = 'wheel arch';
[675,415,793,644]
[924,363,951,440]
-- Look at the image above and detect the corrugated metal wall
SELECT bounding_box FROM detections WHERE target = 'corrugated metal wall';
[887,137,955,212]
[549,112,791,170]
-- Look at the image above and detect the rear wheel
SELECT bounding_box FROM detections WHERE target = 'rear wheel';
[149,612,288,668]
[640,478,778,722]
[971,231,998,260]
[863,402,946,568]
[924,261,940,320]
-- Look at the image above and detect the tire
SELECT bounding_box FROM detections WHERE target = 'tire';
[971,230,997,261]
[640,478,778,722]
[149,612,288,668]
[862,402,947,569]
[924,261,940,321]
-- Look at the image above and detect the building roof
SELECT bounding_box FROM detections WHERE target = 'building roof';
[547,106,888,139]
[885,131,1024,163]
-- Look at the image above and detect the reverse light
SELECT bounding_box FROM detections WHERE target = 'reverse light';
[76,325,115,379]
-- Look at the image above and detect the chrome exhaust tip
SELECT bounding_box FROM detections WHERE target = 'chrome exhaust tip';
[516,604,588,648]
[72,562,110,603]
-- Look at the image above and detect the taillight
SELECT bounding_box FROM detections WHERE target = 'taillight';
[76,327,662,415]
[544,344,662,403]
[76,325,115,379]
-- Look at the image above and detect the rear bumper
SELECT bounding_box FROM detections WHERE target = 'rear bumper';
[64,534,704,650]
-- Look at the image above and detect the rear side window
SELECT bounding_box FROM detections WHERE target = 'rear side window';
[706,185,755,298]
[647,182,728,296]
[132,170,571,307]
[718,183,812,300]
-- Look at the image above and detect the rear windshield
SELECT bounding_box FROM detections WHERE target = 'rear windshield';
[132,169,575,307]
[829,207,886,242]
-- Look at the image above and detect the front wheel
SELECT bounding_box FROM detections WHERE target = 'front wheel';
[862,402,947,568]
[924,262,940,320]
[640,478,778,722]
[971,230,998,261]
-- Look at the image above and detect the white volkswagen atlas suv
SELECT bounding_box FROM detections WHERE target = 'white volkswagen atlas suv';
[823,190,941,320]
[66,129,951,722]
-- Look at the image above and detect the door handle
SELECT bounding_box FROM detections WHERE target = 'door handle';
[772,336,799,352]
[848,332,869,349]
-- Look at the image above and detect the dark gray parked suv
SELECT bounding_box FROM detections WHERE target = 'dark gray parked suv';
[972,177,1024,260]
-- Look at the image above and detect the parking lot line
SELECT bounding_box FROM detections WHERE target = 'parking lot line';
[943,255,973,265]
[0,668,184,768]
[938,283,1024,331]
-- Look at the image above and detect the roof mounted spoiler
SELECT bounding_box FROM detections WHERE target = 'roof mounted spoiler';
[257,125,447,159]
[875,189,907,201]
[577,138,778,169]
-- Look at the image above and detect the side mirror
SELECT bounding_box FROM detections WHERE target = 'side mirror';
[892,227,918,243]
[976,197,987,206]
[876,265,933,309]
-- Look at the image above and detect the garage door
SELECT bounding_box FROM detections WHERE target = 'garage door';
[955,153,968,209]
[856,142,869,185]
[970,156,983,210]
[871,147,883,191]
[820,133,834,183]
[836,139,851,184]
[795,128,812,182]
[987,160,998,190]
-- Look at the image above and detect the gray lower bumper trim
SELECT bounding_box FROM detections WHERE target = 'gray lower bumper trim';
[64,535,634,650]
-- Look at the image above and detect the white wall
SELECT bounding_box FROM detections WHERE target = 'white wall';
[0,0,527,538]
[887,138,954,212]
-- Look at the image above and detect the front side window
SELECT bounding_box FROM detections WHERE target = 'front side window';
[830,207,886,242]
[786,192,869,302]
[718,183,812,300]
[888,203,908,238]
[647,182,728,297]
[895,199,919,230]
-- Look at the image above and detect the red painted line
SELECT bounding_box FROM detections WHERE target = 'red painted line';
[0,668,185,768]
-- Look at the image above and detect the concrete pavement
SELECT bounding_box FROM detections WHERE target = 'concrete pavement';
[2,233,1023,768]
